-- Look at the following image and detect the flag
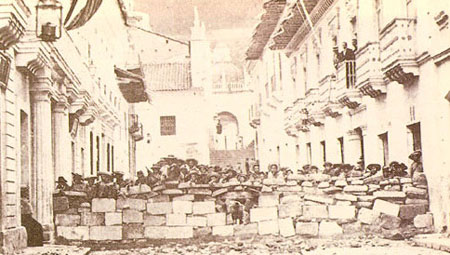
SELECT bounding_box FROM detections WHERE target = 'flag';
[65,0,103,30]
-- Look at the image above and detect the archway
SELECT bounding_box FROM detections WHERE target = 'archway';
[214,111,240,150]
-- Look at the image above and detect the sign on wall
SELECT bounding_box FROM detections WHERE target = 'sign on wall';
[160,116,176,136]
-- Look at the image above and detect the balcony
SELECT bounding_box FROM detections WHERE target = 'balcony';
[0,0,29,50]
[318,74,342,118]
[335,61,362,109]
[129,114,144,141]
[249,103,261,128]
[355,42,385,98]
[380,18,418,85]
[212,82,248,93]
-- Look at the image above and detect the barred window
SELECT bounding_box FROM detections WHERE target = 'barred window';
[160,116,176,136]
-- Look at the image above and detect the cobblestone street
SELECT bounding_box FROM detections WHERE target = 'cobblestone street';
[86,236,447,255]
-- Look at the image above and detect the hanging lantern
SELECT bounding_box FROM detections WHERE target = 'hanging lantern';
[216,120,222,135]
[36,0,63,42]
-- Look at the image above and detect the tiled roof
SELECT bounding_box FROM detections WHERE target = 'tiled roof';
[142,62,192,91]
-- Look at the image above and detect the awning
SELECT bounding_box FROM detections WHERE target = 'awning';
[246,0,287,60]
[115,67,148,103]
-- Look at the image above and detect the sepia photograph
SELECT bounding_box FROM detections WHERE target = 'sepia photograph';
[0,0,449,254]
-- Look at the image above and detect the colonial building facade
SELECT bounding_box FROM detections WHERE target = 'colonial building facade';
[135,8,255,169]
[0,0,146,252]
[246,0,450,231]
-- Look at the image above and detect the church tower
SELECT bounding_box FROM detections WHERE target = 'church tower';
[190,7,212,92]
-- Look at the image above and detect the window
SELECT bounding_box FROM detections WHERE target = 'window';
[71,142,76,173]
[111,146,114,172]
[96,136,100,173]
[355,128,365,168]
[345,60,356,89]
[379,132,389,166]
[320,141,326,163]
[20,110,29,186]
[338,137,344,163]
[295,144,300,166]
[306,143,312,164]
[107,143,110,172]
[407,122,422,152]
[160,116,176,136]
[277,146,281,166]
[90,132,94,174]
[81,148,85,173]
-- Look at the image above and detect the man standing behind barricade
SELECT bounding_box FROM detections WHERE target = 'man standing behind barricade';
[85,175,98,201]
[186,158,199,172]
[96,172,118,199]
[135,170,147,185]
[323,162,333,175]
[147,164,161,187]
[71,173,87,192]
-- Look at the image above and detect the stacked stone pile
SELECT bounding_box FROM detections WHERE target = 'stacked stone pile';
[54,172,433,242]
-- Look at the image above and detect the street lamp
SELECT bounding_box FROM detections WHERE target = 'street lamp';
[216,120,222,135]
[36,0,62,42]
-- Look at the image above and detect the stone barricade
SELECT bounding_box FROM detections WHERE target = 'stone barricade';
[54,175,434,242]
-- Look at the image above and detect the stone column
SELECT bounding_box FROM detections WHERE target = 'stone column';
[30,88,54,227]
[52,100,70,183]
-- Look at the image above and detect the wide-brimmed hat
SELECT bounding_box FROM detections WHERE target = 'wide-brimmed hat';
[72,173,82,178]
[323,162,332,167]
[367,164,381,171]
[237,174,249,182]
[98,171,112,176]
[113,171,125,176]
[56,176,68,183]
[186,158,198,165]
[84,175,97,180]
[408,150,422,160]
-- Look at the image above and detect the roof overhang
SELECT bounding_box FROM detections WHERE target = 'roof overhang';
[115,67,148,103]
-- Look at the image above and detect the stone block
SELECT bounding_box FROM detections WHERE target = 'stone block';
[105,212,122,226]
[295,222,319,236]
[162,189,184,195]
[187,216,207,227]
[207,213,226,226]
[80,212,105,226]
[357,195,375,202]
[144,226,166,239]
[91,198,116,212]
[212,225,234,236]
[89,226,122,240]
[212,188,229,197]
[373,191,406,200]
[404,187,428,199]
[193,201,216,215]
[373,199,400,217]
[53,196,70,212]
[280,194,302,204]
[277,185,302,192]
[301,181,313,187]
[323,187,342,194]
[172,194,195,201]
[258,194,279,207]
[55,214,80,226]
[343,185,368,193]
[334,180,348,187]
[302,206,328,219]
[278,218,295,237]
[355,202,373,209]
[187,189,212,196]
[146,202,173,215]
[278,203,302,218]
[166,214,187,226]
[147,195,170,203]
[351,180,364,185]
[336,201,352,206]
[400,178,412,184]
[319,221,343,237]
[123,224,144,239]
[123,210,144,224]
[342,221,362,234]
[399,204,427,220]
[143,214,166,226]
[234,223,258,236]
[258,220,279,235]
[335,194,357,202]
[166,226,194,239]
[357,208,380,224]
[56,226,89,240]
[328,206,356,219]
[414,213,434,228]
[120,198,146,211]
[304,195,334,205]
[405,198,429,205]
[317,182,330,189]
[194,227,212,238]
[378,214,401,230]
[172,201,193,214]
[250,207,278,222]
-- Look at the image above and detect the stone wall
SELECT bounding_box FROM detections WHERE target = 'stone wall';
[54,174,434,242]
[209,147,255,169]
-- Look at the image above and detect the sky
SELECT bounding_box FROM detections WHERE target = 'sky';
[134,0,265,64]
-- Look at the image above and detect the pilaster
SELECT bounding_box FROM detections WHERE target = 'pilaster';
[52,100,71,184]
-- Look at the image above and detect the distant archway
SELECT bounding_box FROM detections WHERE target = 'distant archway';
[215,111,240,150]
